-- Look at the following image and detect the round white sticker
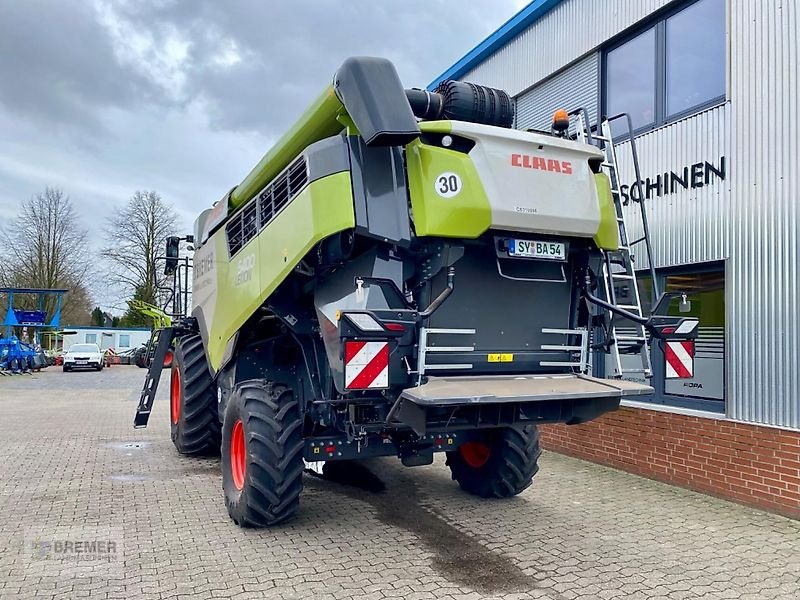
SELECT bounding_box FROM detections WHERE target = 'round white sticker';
[434,172,462,198]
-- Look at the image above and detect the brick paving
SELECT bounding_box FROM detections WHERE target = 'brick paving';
[0,366,798,600]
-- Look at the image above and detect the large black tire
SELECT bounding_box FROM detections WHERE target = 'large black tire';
[221,380,305,527]
[170,335,220,456]
[446,425,542,498]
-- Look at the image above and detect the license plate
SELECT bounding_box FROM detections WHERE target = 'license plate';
[77,360,87,365]
[508,239,566,261]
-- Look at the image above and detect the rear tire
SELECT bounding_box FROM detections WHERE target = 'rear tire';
[170,335,220,456]
[446,425,542,498]
[222,380,304,527]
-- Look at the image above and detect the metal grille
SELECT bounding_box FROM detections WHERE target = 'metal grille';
[227,157,308,256]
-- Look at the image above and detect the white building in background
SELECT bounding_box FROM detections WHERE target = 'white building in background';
[61,326,151,351]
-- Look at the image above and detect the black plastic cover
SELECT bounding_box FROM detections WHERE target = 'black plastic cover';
[334,57,420,146]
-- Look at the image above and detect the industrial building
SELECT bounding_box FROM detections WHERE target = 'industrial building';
[430,0,799,517]
[61,326,151,352]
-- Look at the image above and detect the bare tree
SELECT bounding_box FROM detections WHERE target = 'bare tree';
[0,187,93,327]
[102,190,177,308]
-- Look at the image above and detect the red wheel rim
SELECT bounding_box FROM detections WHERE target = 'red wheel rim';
[170,368,181,425]
[230,420,246,490]
[163,350,173,368]
[459,442,491,468]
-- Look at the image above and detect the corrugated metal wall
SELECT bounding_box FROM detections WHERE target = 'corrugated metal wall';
[461,0,674,95]
[615,105,729,270]
[515,53,599,132]
[454,0,800,429]
[726,0,799,428]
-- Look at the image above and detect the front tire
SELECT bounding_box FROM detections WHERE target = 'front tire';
[446,425,542,498]
[170,335,220,456]
[222,380,305,527]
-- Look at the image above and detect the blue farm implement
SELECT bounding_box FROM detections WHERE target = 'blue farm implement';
[1,287,66,375]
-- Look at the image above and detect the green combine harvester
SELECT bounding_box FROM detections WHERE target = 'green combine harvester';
[135,57,698,527]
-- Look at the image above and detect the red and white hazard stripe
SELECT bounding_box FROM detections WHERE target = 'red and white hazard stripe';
[665,340,694,379]
[345,341,389,389]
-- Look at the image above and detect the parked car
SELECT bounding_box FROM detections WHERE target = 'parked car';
[62,343,104,372]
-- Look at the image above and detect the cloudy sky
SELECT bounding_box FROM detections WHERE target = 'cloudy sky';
[0,0,526,243]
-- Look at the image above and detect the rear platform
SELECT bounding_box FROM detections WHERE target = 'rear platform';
[388,374,653,434]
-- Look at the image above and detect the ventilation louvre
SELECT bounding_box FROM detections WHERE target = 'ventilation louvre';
[226,157,308,256]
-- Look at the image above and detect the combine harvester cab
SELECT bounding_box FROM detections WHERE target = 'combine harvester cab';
[135,57,698,527]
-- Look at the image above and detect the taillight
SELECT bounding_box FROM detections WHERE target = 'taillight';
[344,312,385,332]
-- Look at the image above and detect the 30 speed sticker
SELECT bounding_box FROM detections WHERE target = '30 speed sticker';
[434,172,462,198]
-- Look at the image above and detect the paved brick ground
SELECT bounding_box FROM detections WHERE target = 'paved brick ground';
[0,367,798,600]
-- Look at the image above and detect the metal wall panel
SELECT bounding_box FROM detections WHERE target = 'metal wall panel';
[461,0,673,95]
[725,0,799,428]
[616,0,798,429]
[614,105,729,270]
[515,53,599,132]
[453,0,800,428]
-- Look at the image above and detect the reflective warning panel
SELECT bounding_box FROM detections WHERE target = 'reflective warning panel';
[345,341,389,389]
[665,340,695,379]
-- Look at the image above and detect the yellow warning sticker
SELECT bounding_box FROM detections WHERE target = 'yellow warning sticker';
[488,353,514,363]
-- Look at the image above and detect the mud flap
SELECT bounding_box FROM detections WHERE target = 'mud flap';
[133,327,176,428]
[387,374,652,436]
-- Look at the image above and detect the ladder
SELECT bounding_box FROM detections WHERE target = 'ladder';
[573,110,658,378]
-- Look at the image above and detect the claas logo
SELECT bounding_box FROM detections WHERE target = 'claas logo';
[511,154,573,175]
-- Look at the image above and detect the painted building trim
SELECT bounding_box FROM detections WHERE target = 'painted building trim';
[427,0,564,89]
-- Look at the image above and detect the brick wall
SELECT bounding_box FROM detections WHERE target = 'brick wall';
[540,406,800,519]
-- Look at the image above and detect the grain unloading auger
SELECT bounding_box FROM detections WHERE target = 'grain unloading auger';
[135,57,698,527]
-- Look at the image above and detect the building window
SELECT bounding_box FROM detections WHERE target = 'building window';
[85,333,97,344]
[665,0,726,117]
[603,0,726,135]
[661,270,725,404]
[118,334,131,348]
[606,27,656,131]
[607,264,725,413]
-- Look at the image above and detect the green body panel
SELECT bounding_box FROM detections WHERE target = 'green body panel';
[592,173,620,251]
[418,120,453,135]
[205,172,355,371]
[230,86,345,209]
[405,138,492,239]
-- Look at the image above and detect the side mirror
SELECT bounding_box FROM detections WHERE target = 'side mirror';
[164,236,180,276]
[679,293,692,313]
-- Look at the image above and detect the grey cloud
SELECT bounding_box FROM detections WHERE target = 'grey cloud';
[1,0,516,136]
[0,0,163,133]
[0,0,520,307]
